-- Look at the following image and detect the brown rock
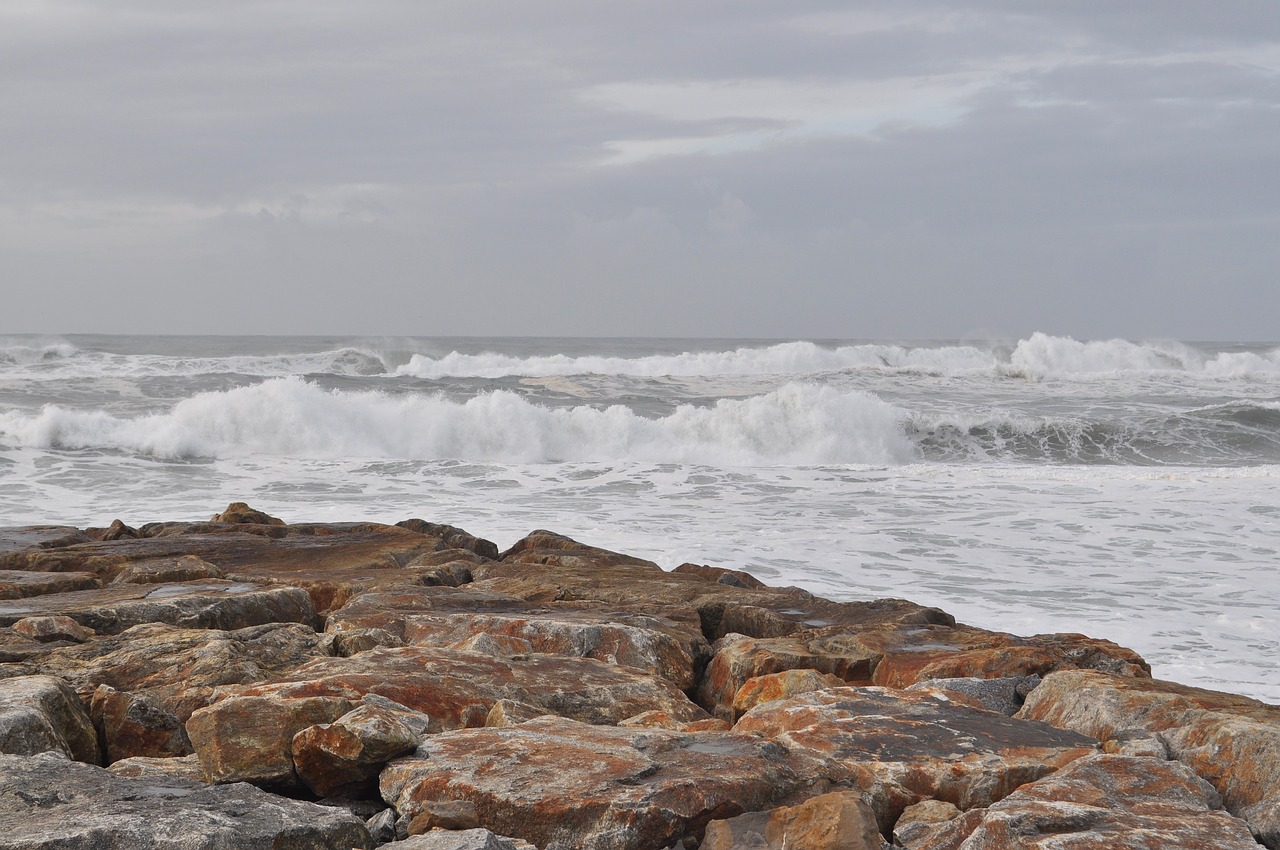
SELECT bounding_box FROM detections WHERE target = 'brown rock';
[186,693,355,786]
[380,716,807,850]
[0,569,100,599]
[224,645,709,732]
[0,674,98,763]
[91,684,192,762]
[403,609,704,690]
[210,502,286,525]
[85,519,141,541]
[292,694,431,797]
[485,699,551,727]
[407,800,481,834]
[617,709,732,732]
[702,791,881,850]
[325,586,532,641]
[699,633,879,721]
[891,799,962,847]
[733,686,1098,831]
[110,554,226,584]
[450,632,534,656]
[1019,668,1280,847]
[382,830,535,850]
[902,754,1260,849]
[12,614,94,643]
[107,752,206,781]
[731,670,849,722]
[396,518,501,561]
[35,621,331,723]
[0,579,319,634]
[672,562,766,589]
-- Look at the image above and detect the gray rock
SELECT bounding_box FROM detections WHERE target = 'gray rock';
[380,829,536,850]
[0,751,373,849]
[0,674,98,762]
[907,675,1041,715]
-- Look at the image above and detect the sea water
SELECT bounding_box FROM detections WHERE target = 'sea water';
[1,333,1276,702]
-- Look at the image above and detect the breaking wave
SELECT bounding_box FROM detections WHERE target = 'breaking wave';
[0,339,79,365]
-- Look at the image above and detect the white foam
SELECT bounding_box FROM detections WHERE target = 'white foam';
[0,338,78,365]
[1010,332,1280,378]
[0,377,913,466]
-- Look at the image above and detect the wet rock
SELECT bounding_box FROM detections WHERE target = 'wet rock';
[733,686,1098,831]
[380,716,806,850]
[906,675,1041,716]
[292,694,430,797]
[186,694,355,786]
[403,609,704,689]
[1019,668,1280,847]
[900,754,1260,849]
[699,632,879,721]
[730,669,848,721]
[12,614,94,643]
[0,750,373,848]
[110,555,226,584]
[222,645,709,732]
[91,684,192,762]
[35,621,331,723]
[702,791,881,850]
[0,674,98,763]
[0,579,319,634]
[0,569,100,599]
[107,752,206,781]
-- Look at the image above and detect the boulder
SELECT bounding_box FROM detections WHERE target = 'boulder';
[485,699,552,727]
[891,799,962,846]
[91,684,192,762]
[324,586,533,641]
[897,754,1260,849]
[0,751,372,849]
[1019,668,1280,847]
[906,675,1041,716]
[396,518,501,561]
[0,674,98,763]
[110,555,226,584]
[730,669,848,721]
[701,791,882,850]
[12,614,94,643]
[380,716,807,850]
[671,562,766,589]
[107,752,206,781]
[0,580,318,634]
[35,621,331,723]
[380,830,536,850]
[210,502,286,525]
[733,686,1098,830]
[218,645,709,733]
[292,694,431,797]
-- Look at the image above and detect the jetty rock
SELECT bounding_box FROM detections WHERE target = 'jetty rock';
[0,503,1272,848]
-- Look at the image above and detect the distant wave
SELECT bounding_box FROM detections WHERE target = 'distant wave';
[0,347,391,379]
[0,339,78,365]
[1007,333,1280,378]
[0,377,913,466]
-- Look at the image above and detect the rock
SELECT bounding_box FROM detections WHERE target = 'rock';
[906,675,1041,716]
[186,694,355,786]
[402,609,704,690]
[292,694,430,797]
[733,686,1098,831]
[899,754,1260,849]
[35,621,331,724]
[0,750,373,848]
[85,519,142,541]
[366,807,398,843]
[210,502,286,525]
[891,799,962,846]
[1101,728,1169,759]
[485,698,552,727]
[0,526,92,556]
[0,579,319,634]
[110,555,226,584]
[699,633,879,721]
[672,562,766,589]
[731,670,850,723]
[325,626,405,656]
[0,674,98,763]
[381,829,536,850]
[107,752,206,781]
[702,791,881,850]
[325,586,532,641]
[219,645,709,732]
[451,632,534,656]
[396,519,501,561]
[380,716,806,850]
[618,709,732,732]
[12,614,94,643]
[0,569,99,599]
[406,799,481,833]
[91,684,192,762]
[1018,668,1280,847]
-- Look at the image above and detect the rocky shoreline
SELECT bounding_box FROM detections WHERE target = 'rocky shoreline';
[0,503,1275,849]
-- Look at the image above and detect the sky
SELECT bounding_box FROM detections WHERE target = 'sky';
[2,1,1278,339]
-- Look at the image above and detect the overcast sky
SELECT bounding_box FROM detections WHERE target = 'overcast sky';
[3,1,1278,339]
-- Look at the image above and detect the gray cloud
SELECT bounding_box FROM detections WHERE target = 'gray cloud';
[1,1,1277,339]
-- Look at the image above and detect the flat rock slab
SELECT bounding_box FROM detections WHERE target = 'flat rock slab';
[381,716,806,850]
[899,754,1260,849]
[0,570,100,599]
[0,751,372,849]
[1019,668,1280,848]
[734,686,1099,830]
[0,674,98,763]
[222,645,708,732]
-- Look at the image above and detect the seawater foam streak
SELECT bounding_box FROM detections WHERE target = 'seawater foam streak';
[0,344,392,380]
[0,377,914,466]
[393,335,1280,381]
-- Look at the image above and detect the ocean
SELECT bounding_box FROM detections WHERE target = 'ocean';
[1,333,1276,702]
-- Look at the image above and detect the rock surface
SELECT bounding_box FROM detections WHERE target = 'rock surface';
[702,791,882,850]
[0,751,373,849]
[292,694,431,797]
[0,674,98,762]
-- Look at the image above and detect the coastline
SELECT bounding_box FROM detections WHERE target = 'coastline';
[1,503,1276,848]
